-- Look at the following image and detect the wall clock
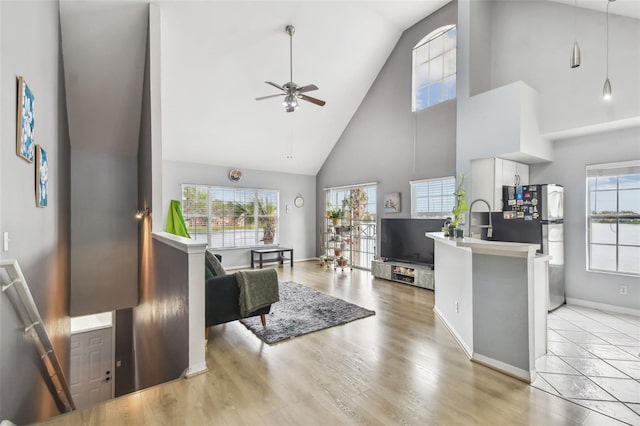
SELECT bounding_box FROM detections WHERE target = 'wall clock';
[294,194,304,208]
[228,168,242,182]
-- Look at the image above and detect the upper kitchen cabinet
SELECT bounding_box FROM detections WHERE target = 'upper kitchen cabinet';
[458,82,553,166]
[471,157,529,212]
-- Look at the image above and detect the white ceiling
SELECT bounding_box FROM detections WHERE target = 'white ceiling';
[58,0,639,174]
[159,1,450,176]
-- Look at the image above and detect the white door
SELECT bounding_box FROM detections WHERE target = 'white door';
[70,327,113,410]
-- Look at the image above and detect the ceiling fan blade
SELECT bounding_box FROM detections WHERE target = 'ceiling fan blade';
[256,93,285,101]
[299,94,326,107]
[265,81,285,91]
[297,84,318,93]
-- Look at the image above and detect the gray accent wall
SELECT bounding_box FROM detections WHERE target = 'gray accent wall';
[70,149,139,315]
[472,253,529,371]
[133,36,189,390]
[530,127,640,310]
[316,2,458,256]
[0,1,71,423]
[163,160,316,269]
[489,1,640,134]
[134,239,189,389]
[64,6,149,316]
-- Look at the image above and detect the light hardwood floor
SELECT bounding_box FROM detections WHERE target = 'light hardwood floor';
[44,261,626,425]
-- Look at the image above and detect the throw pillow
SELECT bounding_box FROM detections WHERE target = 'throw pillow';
[205,250,226,276]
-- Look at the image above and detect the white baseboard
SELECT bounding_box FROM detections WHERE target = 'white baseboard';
[471,353,532,383]
[433,307,472,359]
[184,362,208,378]
[566,298,640,317]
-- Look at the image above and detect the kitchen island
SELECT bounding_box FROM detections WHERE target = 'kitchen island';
[425,232,548,383]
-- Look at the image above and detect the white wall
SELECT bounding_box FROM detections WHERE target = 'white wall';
[530,127,640,310]
[162,160,316,268]
[490,0,640,134]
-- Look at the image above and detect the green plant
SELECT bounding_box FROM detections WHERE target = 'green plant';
[450,173,468,228]
[329,208,342,219]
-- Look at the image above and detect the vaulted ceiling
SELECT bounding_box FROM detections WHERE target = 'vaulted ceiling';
[59,0,640,175]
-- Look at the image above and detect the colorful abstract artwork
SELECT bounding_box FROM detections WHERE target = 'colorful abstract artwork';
[17,76,36,162]
[36,145,48,208]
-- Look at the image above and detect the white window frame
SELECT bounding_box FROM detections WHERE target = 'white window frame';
[410,176,456,219]
[586,160,640,276]
[181,184,279,249]
[412,25,457,112]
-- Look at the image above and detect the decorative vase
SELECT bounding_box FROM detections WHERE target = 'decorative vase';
[448,225,456,239]
[455,228,464,239]
[334,248,342,257]
[332,218,341,226]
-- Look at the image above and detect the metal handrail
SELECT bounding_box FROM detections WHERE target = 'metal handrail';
[0,259,76,413]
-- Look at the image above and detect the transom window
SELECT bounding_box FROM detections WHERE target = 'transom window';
[411,177,456,219]
[181,184,279,249]
[412,25,457,112]
[586,161,640,276]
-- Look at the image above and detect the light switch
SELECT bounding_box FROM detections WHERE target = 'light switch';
[286,204,292,214]
[3,232,8,251]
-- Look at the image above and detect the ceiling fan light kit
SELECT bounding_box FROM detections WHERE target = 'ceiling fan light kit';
[256,25,326,112]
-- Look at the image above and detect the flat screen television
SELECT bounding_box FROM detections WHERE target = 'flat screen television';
[380,218,447,267]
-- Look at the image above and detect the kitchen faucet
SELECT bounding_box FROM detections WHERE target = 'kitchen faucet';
[468,198,493,238]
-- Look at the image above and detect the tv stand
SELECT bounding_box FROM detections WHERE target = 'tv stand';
[371,260,434,290]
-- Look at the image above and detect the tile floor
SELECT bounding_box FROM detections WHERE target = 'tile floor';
[531,304,640,425]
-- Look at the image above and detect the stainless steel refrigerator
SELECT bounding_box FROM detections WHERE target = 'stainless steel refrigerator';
[484,184,565,311]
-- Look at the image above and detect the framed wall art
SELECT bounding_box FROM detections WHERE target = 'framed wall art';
[35,145,48,208]
[17,76,36,162]
[384,192,401,213]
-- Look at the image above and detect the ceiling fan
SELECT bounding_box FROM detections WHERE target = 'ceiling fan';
[256,25,326,112]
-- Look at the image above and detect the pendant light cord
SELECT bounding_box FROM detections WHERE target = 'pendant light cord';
[606,0,610,78]
[573,0,578,38]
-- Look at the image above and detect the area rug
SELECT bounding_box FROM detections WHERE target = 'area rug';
[239,281,375,345]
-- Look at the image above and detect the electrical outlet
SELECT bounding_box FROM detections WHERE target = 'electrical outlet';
[459,213,466,225]
[455,301,459,313]
[619,286,628,295]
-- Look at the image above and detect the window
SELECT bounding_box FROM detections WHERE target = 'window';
[325,184,377,270]
[181,184,279,249]
[411,177,455,219]
[412,25,457,111]
[587,161,640,275]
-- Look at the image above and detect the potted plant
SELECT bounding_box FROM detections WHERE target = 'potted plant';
[329,208,342,226]
[450,173,468,238]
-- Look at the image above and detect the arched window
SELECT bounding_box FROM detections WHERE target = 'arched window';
[412,25,457,111]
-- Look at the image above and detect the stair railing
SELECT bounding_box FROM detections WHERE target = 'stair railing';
[0,259,75,413]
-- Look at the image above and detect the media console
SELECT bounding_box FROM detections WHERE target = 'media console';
[371,259,434,290]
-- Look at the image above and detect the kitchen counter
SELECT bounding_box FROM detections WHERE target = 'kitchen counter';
[426,232,540,256]
[425,232,548,383]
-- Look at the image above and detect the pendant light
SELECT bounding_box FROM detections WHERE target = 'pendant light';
[570,0,581,68]
[603,0,615,101]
